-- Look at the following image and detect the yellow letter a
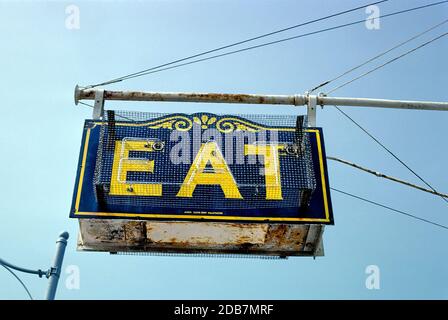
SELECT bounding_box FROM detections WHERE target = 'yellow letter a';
[177,142,242,199]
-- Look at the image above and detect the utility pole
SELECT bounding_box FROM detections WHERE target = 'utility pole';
[45,231,69,300]
[0,231,69,300]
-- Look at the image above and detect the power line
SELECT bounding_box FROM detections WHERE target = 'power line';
[326,31,448,94]
[1,264,33,300]
[78,101,94,108]
[332,105,448,205]
[86,0,388,88]
[328,156,448,198]
[309,18,448,93]
[78,101,137,122]
[330,187,448,230]
[86,0,448,87]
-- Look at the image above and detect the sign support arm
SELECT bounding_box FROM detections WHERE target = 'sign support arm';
[74,86,448,111]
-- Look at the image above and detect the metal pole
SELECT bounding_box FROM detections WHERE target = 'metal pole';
[0,258,47,278]
[45,231,69,300]
[75,86,306,106]
[75,85,448,111]
[317,96,448,111]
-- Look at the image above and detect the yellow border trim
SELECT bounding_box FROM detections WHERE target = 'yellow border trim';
[74,123,330,222]
[75,129,91,212]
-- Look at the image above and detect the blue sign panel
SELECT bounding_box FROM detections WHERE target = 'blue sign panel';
[70,112,333,224]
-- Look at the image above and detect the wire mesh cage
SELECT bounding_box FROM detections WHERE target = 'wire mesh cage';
[92,111,316,213]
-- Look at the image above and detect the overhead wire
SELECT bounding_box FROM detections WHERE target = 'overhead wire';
[78,101,136,122]
[330,187,448,230]
[85,0,448,88]
[309,18,448,93]
[85,0,388,88]
[327,156,448,198]
[332,105,448,205]
[0,264,33,300]
[326,31,448,94]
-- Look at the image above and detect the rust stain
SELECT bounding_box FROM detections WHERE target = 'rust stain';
[265,224,288,242]
[124,221,146,245]
[238,242,254,250]
[235,235,253,243]
[80,219,314,256]
[263,224,308,251]
[177,93,263,104]
[81,90,298,106]
[104,91,113,99]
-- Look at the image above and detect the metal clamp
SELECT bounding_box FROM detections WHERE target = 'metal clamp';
[45,267,58,279]
[307,94,317,127]
[93,90,105,120]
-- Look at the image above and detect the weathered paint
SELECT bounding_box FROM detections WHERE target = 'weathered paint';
[75,86,448,111]
[77,220,323,257]
[75,87,307,106]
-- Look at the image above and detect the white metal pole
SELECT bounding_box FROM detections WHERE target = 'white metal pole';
[74,85,448,111]
[317,96,448,111]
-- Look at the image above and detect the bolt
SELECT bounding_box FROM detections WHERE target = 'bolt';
[152,141,165,151]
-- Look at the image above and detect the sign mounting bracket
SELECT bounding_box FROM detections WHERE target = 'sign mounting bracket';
[93,89,105,120]
[306,93,317,127]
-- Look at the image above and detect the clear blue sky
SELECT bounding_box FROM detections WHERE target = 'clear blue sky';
[0,0,447,299]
